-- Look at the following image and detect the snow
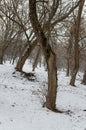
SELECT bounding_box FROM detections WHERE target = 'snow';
[0,62,86,130]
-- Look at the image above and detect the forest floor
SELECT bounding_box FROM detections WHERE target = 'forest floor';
[0,61,86,130]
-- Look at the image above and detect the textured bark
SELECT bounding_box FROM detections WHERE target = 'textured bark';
[29,0,58,111]
[46,52,57,110]
[70,0,85,86]
[39,33,58,111]
[16,41,37,72]
[15,47,29,72]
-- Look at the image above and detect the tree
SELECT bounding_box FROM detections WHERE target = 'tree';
[0,12,22,64]
[29,0,58,111]
[0,0,36,69]
[29,0,81,111]
[0,0,80,71]
[70,0,85,86]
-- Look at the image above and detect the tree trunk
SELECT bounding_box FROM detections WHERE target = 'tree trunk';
[16,46,29,72]
[0,54,3,64]
[66,31,73,77]
[39,34,58,111]
[0,48,5,64]
[32,46,41,71]
[70,43,80,86]
[66,57,70,76]
[46,52,58,111]
[70,68,79,86]
[82,70,86,85]
[16,41,37,72]
[70,0,85,86]
[29,0,58,111]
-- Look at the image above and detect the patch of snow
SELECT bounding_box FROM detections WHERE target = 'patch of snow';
[0,63,86,130]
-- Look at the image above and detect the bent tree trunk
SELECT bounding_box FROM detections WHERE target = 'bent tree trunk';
[29,0,58,111]
[16,41,37,72]
[70,0,85,86]
[16,47,29,72]
[41,38,58,111]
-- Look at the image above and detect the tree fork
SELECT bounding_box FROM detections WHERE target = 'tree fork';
[29,0,58,111]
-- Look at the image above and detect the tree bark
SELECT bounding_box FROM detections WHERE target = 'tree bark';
[46,52,57,110]
[66,57,70,76]
[29,0,58,111]
[70,0,85,86]
[66,30,73,77]
[82,70,86,85]
[32,46,41,71]
[39,34,58,111]
[15,47,29,72]
[16,41,37,72]
[0,47,6,64]
[0,52,4,64]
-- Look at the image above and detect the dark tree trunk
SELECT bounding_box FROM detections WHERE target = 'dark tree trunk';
[0,48,5,64]
[16,46,29,72]
[0,54,3,64]
[46,52,57,111]
[16,41,37,72]
[82,71,86,85]
[29,0,58,111]
[39,33,58,111]
[66,57,70,76]
[70,43,80,86]
[70,0,85,86]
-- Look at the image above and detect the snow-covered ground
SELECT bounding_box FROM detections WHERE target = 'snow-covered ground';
[0,62,86,130]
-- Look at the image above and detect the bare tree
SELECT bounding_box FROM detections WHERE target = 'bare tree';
[29,0,59,111]
[0,0,36,69]
[70,0,85,86]
[0,11,22,64]
[29,0,81,111]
